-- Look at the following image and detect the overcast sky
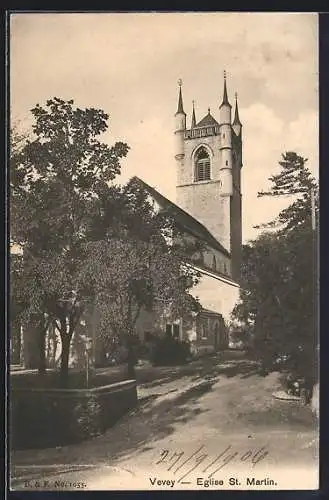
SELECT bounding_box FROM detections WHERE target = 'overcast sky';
[10,12,318,242]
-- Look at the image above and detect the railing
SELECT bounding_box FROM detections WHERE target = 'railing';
[184,126,220,139]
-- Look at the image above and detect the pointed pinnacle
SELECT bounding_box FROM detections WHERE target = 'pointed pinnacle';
[176,79,186,115]
[233,92,242,126]
[191,100,196,128]
[220,70,232,108]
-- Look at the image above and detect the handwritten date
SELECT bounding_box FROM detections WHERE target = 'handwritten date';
[155,444,269,484]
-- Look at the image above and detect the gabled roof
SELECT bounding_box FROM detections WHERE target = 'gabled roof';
[196,113,219,128]
[132,176,230,257]
[200,307,223,317]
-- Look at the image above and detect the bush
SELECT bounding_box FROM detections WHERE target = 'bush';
[72,395,102,439]
[97,334,142,368]
[151,337,191,366]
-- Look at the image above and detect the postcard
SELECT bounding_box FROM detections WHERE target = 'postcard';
[9,11,319,491]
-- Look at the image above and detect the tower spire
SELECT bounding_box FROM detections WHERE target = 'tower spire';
[220,70,232,109]
[232,92,242,136]
[176,79,186,115]
[191,100,196,128]
[233,93,242,126]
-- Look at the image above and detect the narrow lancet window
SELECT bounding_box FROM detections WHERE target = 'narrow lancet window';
[195,147,211,181]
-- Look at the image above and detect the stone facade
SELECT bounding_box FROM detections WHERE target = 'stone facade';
[177,181,230,255]
[181,309,228,356]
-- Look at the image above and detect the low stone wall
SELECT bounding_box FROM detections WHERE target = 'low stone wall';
[11,380,137,450]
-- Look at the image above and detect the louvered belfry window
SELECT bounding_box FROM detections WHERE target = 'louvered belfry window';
[195,147,211,181]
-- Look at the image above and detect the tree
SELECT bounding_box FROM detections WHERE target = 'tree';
[10,98,129,385]
[233,152,318,389]
[11,99,201,385]
[80,178,201,378]
[257,151,318,233]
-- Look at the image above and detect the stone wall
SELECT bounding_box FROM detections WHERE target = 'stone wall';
[11,380,137,450]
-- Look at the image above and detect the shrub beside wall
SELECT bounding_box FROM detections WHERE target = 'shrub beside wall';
[151,337,191,366]
[11,380,137,450]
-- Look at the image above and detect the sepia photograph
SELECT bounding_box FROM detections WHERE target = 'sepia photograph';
[9,11,319,491]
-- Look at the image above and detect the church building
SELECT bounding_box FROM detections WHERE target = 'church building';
[133,72,243,355]
[11,73,244,368]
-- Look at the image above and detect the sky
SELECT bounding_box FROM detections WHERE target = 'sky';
[10,12,319,242]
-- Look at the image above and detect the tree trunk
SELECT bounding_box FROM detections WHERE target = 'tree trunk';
[126,335,136,380]
[11,317,22,365]
[60,332,72,387]
[37,322,47,376]
[23,314,44,369]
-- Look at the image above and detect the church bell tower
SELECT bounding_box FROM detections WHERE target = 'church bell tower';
[174,73,243,282]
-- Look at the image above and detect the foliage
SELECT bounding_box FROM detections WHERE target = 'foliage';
[73,396,102,438]
[80,177,202,376]
[256,152,318,233]
[228,318,250,347]
[233,152,318,388]
[151,337,191,366]
[10,98,129,382]
[11,98,201,383]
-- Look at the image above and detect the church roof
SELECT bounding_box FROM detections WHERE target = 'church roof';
[132,176,230,257]
[196,113,219,128]
[200,308,223,317]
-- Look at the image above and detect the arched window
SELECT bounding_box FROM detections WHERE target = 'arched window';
[195,147,211,182]
[212,255,217,271]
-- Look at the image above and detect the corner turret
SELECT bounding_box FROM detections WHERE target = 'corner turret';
[174,79,186,160]
[219,70,232,125]
[219,71,233,197]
